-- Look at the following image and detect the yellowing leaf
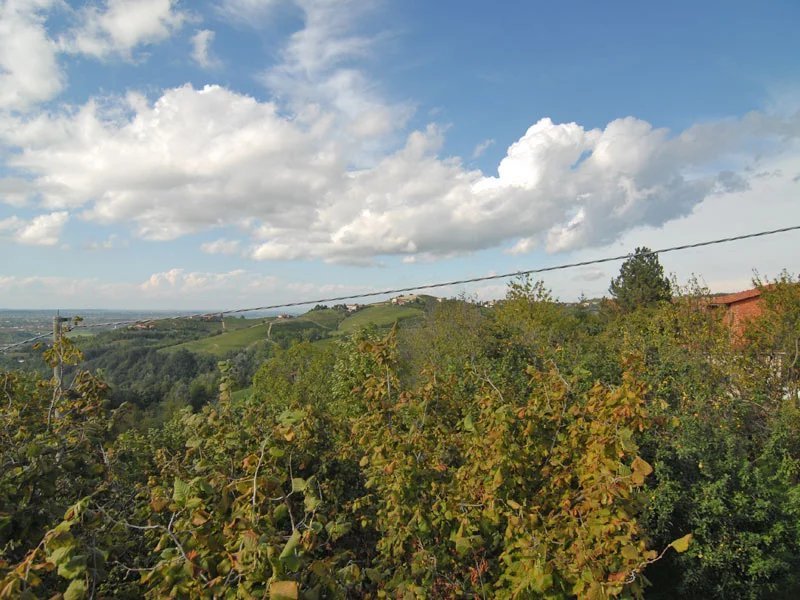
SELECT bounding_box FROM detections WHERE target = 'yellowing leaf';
[269,580,299,599]
[631,456,653,477]
[670,533,693,553]
[63,579,87,600]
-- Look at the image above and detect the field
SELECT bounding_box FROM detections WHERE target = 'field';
[159,304,424,356]
[336,304,424,334]
[165,319,272,355]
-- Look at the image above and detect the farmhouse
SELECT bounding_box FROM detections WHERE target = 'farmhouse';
[391,294,419,305]
[709,287,765,339]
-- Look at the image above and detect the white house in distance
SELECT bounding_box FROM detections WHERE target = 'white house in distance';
[391,294,419,305]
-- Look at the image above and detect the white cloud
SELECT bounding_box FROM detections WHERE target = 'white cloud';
[59,0,188,60]
[191,29,219,68]
[1,83,798,263]
[137,267,374,310]
[0,267,378,309]
[0,0,64,111]
[0,177,35,206]
[201,238,240,255]
[263,0,411,155]
[472,138,494,159]
[85,233,125,250]
[0,210,68,245]
[217,0,281,24]
[141,268,250,293]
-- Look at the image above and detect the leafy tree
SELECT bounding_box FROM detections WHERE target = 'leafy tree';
[6,273,800,598]
[609,247,672,311]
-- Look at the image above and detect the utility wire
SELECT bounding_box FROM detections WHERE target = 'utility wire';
[0,332,53,353]
[1,224,799,354]
[203,224,800,316]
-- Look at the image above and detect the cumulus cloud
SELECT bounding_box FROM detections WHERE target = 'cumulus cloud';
[191,29,219,68]
[263,0,411,155]
[0,210,68,245]
[0,177,35,206]
[0,0,64,111]
[0,82,798,262]
[141,268,251,293]
[201,238,241,255]
[0,267,378,310]
[59,0,188,60]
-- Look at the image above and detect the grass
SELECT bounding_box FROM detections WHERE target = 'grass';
[165,319,271,356]
[337,305,424,335]
[294,308,347,329]
[157,305,424,356]
[65,330,97,338]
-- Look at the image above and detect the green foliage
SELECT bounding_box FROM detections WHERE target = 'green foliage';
[609,247,672,311]
[2,275,800,598]
[167,320,273,356]
[337,304,424,335]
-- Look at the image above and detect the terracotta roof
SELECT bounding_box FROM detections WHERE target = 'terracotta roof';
[709,287,762,306]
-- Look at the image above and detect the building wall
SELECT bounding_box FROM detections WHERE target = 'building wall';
[725,296,763,339]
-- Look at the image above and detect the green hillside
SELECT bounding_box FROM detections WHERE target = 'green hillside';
[166,319,272,356]
[337,304,423,334]
[159,304,423,357]
[294,308,347,329]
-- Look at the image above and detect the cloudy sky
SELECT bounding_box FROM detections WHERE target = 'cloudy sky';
[0,0,798,310]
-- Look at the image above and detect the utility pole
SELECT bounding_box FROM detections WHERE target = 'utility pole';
[53,312,69,390]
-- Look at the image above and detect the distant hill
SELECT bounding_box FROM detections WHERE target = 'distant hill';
[160,302,425,357]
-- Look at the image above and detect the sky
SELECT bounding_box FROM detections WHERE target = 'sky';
[0,0,798,310]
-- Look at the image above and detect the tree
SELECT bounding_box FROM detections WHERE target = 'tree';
[609,247,672,311]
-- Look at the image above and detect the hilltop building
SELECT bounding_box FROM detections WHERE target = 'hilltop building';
[391,294,419,305]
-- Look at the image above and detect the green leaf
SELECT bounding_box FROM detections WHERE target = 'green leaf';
[325,520,352,541]
[670,533,693,553]
[173,478,190,506]
[291,478,306,493]
[47,544,74,566]
[57,554,87,579]
[279,529,302,560]
[463,413,475,432]
[304,493,321,512]
[273,504,289,522]
[278,410,305,426]
[63,578,87,600]
[452,531,483,556]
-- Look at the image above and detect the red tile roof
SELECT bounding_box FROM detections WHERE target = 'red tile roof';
[709,287,762,306]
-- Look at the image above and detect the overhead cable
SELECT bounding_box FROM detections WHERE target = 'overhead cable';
[1,224,798,354]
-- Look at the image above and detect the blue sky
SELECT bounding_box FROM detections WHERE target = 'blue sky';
[0,0,799,309]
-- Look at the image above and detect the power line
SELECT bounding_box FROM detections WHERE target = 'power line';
[1,224,798,354]
[0,332,53,353]
[206,224,800,316]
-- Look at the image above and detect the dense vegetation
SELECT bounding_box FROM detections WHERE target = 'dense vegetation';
[1,272,799,599]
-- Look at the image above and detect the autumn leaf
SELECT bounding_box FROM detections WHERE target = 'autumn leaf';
[670,533,693,553]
